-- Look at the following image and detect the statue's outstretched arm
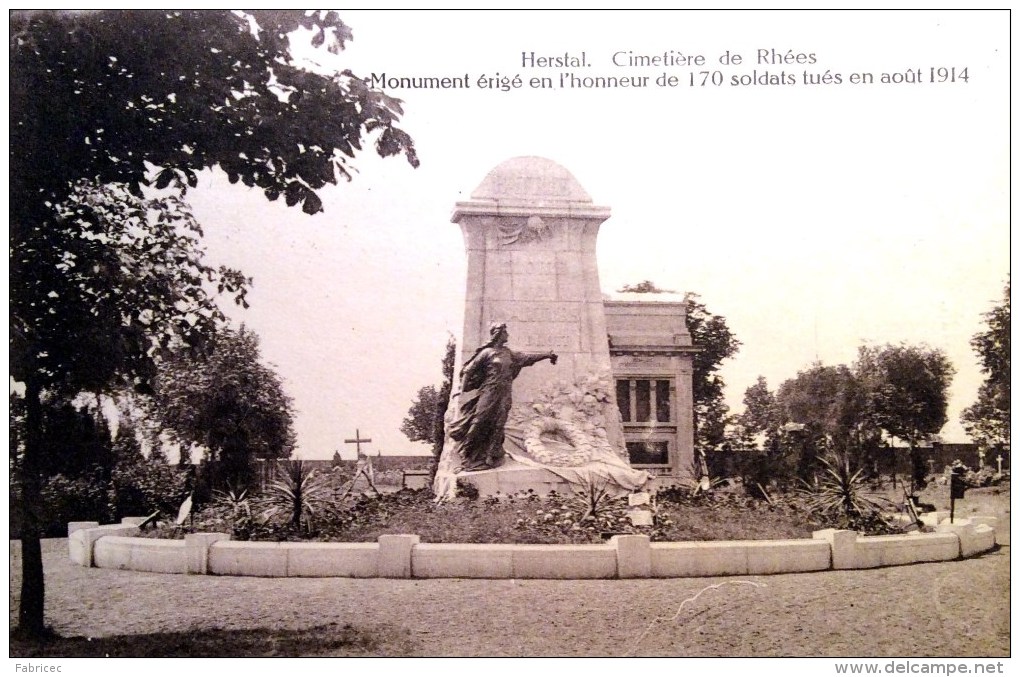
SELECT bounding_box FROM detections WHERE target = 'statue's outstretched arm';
[514,350,558,368]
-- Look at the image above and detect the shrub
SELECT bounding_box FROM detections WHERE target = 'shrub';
[799,452,896,533]
[107,455,190,520]
[963,467,1003,488]
[36,469,112,535]
[257,460,337,535]
[569,473,615,521]
[455,478,479,500]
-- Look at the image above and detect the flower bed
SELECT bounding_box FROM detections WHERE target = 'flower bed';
[150,486,839,545]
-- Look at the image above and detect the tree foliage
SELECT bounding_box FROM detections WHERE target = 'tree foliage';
[618,280,675,294]
[10,9,418,234]
[401,336,457,477]
[152,325,296,488]
[401,385,442,445]
[11,182,249,397]
[855,343,955,448]
[33,400,115,479]
[434,337,457,454]
[683,294,741,453]
[738,376,781,447]
[777,364,873,445]
[9,182,245,636]
[754,344,955,491]
[106,421,191,520]
[962,279,1010,448]
[774,363,879,478]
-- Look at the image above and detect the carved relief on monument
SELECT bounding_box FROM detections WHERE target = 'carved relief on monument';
[506,370,631,466]
[496,215,552,246]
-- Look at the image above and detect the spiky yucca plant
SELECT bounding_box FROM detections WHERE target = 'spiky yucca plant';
[570,472,615,522]
[801,451,892,524]
[211,485,251,520]
[259,460,335,533]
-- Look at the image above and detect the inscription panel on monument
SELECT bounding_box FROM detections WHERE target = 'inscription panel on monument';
[510,251,557,277]
[515,323,580,352]
[512,275,557,301]
[486,302,582,352]
[488,302,582,324]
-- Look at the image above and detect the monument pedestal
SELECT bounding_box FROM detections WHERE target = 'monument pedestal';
[456,458,577,497]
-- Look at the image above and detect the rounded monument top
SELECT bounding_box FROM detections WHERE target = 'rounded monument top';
[471,156,592,204]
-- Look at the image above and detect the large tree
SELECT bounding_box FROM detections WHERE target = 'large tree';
[10,182,247,637]
[961,279,1010,449]
[775,363,877,474]
[401,385,442,446]
[854,343,955,489]
[152,325,296,489]
[10,10,417,636]
[615,283,741,454]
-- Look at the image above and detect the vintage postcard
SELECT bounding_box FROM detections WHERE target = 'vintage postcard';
[8,9,1009,671]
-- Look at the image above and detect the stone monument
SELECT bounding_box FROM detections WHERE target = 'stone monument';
[434,157,653,498]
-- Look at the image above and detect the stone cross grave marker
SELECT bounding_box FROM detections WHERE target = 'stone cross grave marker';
[344,429,372,456]
[341,429,378,496]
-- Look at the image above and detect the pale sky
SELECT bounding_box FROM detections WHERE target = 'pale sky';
[185,10,1009,459]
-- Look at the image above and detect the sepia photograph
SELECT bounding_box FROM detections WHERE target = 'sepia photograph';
[8,9,1010,671]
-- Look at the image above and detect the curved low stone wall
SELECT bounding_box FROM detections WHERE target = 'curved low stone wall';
[67,517,998,579]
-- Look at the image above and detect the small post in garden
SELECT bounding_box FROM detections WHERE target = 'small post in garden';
[996,454,1003,474]
[949,462,967,524]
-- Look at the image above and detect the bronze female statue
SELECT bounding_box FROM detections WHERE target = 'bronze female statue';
[448,323,557,471]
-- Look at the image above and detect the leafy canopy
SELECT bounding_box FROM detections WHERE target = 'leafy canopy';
[401,385,442,445]
[152,325,296,487]
[401,337,457,455]
[10,9,418,233]
[961,279,1010,448]
[855,343,955,446]
[9,9,417,638]
[10,181,249,394]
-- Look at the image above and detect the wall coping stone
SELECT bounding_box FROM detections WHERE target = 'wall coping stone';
[68,522,998,579]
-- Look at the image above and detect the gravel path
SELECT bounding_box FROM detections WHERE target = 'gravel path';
[9,520,1008,657]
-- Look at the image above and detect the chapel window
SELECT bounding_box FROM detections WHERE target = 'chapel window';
[615,378,674,423]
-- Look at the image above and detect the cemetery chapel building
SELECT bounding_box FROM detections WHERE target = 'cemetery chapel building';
[452,157,697,478]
